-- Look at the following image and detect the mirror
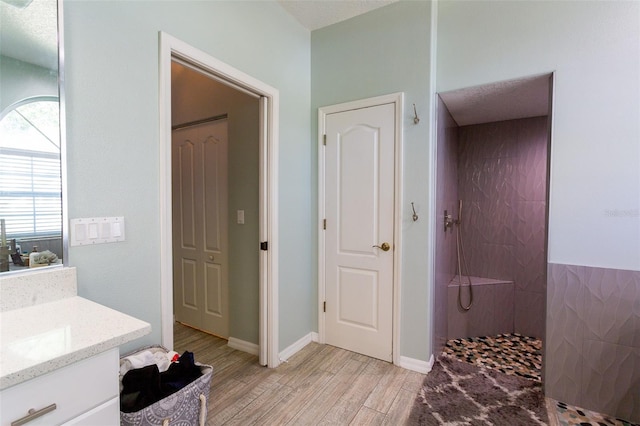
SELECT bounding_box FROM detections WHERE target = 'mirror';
[0,0,65,273]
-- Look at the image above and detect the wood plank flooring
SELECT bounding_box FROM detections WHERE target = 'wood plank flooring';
[173,322,424,425]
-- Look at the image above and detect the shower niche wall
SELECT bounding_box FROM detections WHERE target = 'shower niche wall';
[434,74,552,357]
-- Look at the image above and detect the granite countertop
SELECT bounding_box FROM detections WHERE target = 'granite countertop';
[0,296,151,390]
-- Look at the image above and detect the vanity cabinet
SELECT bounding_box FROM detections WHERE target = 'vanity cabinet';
[0,268,150,425]
[0,349,119,426]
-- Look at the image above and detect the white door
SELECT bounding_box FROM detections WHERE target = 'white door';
[324,103,395,362]
[172,119,229,338]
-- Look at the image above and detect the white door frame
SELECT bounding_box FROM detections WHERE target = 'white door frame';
[159,32,280,368]
[317,93,404,366]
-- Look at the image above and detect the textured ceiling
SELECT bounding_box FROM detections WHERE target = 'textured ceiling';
[278,0,399,31]
[439,74,551,126]
[0,0,58,70]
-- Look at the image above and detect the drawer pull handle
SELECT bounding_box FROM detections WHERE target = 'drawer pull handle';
[11,403,57,426]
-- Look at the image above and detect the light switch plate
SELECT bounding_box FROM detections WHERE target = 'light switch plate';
[70,217,125,246]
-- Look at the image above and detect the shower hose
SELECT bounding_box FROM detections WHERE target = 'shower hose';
[456,201,473,311]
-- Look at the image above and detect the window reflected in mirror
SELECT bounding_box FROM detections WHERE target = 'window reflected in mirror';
[0,99,62,271]
[0,0,63,273]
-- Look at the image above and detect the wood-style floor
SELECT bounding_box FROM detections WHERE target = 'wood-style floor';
[173,322,425,425]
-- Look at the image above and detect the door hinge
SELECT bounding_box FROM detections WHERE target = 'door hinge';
[323,134,327,146]
[323,301,326,313]
[260,241,268,251]
[323,219,326,230]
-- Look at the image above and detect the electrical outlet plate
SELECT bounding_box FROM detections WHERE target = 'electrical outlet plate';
[70,216,125,246]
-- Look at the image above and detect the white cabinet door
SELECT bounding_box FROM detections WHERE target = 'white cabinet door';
[0,350,118,426]
[62,397,119,426]
[172,120,229,338]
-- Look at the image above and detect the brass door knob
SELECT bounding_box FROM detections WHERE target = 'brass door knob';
[373,242,390,252]
[208,255,214,260]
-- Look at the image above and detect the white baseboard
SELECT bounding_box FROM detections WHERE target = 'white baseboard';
[271,333,434,375]
[399,353,434,374]
[228,337,260,356]
[279,332,318,363]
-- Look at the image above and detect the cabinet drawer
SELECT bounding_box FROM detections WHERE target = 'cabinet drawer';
[62,397,119,426]
[0,349,118,426]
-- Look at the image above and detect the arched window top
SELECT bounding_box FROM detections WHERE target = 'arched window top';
[0,97,60,154]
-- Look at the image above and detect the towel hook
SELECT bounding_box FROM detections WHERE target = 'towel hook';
[411,202,419,222]
[412,104,420,124]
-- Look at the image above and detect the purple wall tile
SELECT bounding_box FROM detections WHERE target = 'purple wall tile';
[486,243,518,280]
[546,263,640,423]
[437,115,548,342]
[515,200,547,293]
[581,340,639,422]
[434,97,459,353]
[545,339,585,404]
[545,264,585,403]
[582,267,639,347]
[447,280,517,339]
[515,118,548,202]
[468,283,496,336]
[494,282,515,334]
[634,273,640,348]
[514,290,545,338]
[457,116,548,337]
[437,111,639,422]
[447,284,471,338]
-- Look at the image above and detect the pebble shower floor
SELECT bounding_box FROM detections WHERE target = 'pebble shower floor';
[443,333,542,381]
[442,333,639,426]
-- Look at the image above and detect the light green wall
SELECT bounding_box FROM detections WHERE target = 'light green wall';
[311,1,433,361]
[64,0,312,353]
[61,0,638,363]
[226,97,261,344]
[437,0,640,271]
[0,56,58,113]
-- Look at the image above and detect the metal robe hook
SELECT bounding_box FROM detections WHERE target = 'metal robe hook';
[411,202,419,222]
[412,104,420,124]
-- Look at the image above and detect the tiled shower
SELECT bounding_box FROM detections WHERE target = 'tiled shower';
[434,97,549,353]
[433,93,640,422]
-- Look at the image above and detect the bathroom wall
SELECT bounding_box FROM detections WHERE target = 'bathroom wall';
[64,0,312,353]
[59,3,639,412]
[547,263,640,422]
[434,97,458,353]
[437,1,639,420]
[437,0,639,271]
[311,0,433,361]
[457,116,548,338]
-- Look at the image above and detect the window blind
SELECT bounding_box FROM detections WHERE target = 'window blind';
[0,149,62,238]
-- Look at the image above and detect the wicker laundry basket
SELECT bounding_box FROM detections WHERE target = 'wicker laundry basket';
[119,346,213,426]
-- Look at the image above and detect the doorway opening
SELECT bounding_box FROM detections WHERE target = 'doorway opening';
[433,73,553,382]
[159,32,280,368]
